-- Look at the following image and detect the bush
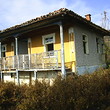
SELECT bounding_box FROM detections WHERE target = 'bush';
[0,82,24,110]
[0,69,110,110]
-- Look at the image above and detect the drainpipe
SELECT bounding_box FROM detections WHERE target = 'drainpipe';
[59,22,66,78]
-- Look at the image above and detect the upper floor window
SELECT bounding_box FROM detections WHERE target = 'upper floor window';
[2,44,7,57]
[96,38,100,53]
[82,35,89,54]
[42,33,55,52]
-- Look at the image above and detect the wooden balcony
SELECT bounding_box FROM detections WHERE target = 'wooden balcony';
[0,50,61,71]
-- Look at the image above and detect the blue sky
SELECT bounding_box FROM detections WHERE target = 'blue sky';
[0,0,110,30]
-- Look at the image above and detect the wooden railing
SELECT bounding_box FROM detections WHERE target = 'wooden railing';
[0,50,61,70]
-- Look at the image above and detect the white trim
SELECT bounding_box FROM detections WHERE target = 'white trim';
[68,27,74,34]
[28,38,31,43]
[68,27,74,53]
[42,33,55,45]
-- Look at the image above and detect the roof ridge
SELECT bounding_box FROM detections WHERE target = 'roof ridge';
[0,8,70,33]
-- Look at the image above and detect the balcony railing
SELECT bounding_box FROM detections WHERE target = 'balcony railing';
[0,50,61,71]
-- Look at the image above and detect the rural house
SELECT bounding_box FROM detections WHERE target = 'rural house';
[0,8,110,85]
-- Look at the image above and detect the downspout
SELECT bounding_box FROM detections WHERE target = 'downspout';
[59,22,66,78]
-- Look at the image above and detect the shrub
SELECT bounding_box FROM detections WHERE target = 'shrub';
[0,69,110,110]
[0,82,24,110]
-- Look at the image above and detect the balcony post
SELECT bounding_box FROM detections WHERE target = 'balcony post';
[0,71,2,81]
[15,37,18,55]
[59,22,66,78]
[34,70,37,80]
[16,70,20,85]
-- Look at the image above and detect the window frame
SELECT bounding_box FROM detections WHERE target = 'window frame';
[82,34,89,54]
[42,33,55,52]
[96,37,100,53]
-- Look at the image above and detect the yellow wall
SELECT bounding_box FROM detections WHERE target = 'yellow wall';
[5,42,14,57]
[4,25,76,71]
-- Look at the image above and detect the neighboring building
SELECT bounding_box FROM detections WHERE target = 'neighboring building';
[0,8,110,85]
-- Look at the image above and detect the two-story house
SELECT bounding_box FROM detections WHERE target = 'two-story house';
[0,8,110,85]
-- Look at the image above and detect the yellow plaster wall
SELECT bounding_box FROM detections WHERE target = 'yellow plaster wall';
[6,42,14,57]
[5,25,76,71]
[30,26,76,70]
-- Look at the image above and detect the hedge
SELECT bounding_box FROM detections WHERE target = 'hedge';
[0,69,110,110]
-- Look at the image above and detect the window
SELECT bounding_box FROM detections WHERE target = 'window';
[2,44,7,57]
[42,33,55,52]
[46,43,54,51]
[96,38,100,53]
[82,35,89,54]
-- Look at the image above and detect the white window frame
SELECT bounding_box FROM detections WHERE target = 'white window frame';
[82,34,89,54]
[42,33,55,45]
[42,33,55,52]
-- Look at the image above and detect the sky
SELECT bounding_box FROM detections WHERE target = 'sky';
[0,0,110,30]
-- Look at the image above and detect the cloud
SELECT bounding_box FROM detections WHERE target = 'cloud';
[0,0,92,30]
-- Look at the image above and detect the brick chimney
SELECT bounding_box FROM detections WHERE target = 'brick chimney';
[85,14,91,21]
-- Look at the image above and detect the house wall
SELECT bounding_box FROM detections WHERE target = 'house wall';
[3,71,59,85]
[3,25,76,71]
[74,24,105,74]
[6,42,14,57]
[30,25,76,70]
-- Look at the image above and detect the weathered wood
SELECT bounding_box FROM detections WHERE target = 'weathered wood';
[0,50,60,71]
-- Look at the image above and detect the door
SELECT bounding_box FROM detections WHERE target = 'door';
[18,39,28,55]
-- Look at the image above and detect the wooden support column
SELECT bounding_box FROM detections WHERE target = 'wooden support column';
[0,71,2,82]
[34,70,37,80]
[15,37,18,55]
[16,70,20,85]
[59,22,66,78]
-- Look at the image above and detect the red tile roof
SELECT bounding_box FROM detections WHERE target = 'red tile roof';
[0,8,110,35]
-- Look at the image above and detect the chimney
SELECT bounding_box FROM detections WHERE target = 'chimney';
[85,14,91,21]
